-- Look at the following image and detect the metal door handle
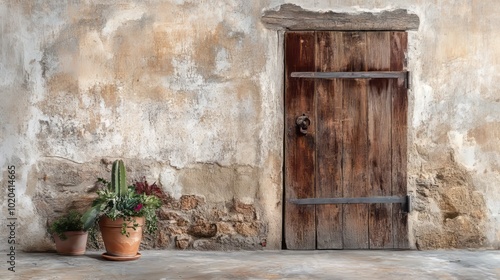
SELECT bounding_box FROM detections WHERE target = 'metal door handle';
[296,114,310,135]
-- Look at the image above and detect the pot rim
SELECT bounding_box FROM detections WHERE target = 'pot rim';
[57,230,88,234]
[99,216,145,227]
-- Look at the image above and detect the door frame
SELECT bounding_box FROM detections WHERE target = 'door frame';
[260,4,419,250]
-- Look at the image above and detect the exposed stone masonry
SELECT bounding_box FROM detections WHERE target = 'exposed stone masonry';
[36,158,266,251]
[412,161,488,249]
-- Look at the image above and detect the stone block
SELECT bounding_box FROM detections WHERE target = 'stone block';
[158,208,189,226]
[175,234,192,249]
[165,225,185,236]
[192,239,218,250]
[216,222,235,235]
[232,199,256,220]
[188,223,217,238]
[157,231,172,248]
[180,195,204,210]
[235,222,259,237]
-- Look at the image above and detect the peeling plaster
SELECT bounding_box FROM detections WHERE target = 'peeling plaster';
[448,131,477,171]
[102,6,146,37]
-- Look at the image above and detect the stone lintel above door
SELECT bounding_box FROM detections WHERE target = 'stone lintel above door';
[261,4,420,31]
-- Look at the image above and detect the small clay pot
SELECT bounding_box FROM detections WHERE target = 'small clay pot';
[99,216,144,258]
[53,231,88,256]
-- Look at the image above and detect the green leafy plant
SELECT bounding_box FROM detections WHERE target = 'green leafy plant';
[49,210,86,240]
[82,160,164,237]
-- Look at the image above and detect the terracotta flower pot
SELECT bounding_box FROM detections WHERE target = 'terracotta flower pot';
[99,216,144,257]
[53,231,88,256]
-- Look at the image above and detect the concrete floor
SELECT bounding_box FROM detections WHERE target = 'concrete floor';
[5,250,500,280]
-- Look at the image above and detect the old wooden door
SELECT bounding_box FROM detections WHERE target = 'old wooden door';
[284,31,409,249]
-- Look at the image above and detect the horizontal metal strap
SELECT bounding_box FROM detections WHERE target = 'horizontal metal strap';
[290,196,406,205]
[290,71,408,79]
[290,195,412,212]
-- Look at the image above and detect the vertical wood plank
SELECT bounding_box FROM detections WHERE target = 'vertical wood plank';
[390,31,409,249]
[284,31,316,249]
[341,32,369,249]
[315,32,343,249]
[366,32,393,249]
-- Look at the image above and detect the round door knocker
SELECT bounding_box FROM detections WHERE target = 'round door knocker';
[296,114,311,135]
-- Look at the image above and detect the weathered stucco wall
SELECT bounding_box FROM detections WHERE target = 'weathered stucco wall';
[0,0,499,251]
[0,0,284,251]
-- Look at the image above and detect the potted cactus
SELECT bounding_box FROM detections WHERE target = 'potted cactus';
[49,210,88,256]
[82,159,164,260]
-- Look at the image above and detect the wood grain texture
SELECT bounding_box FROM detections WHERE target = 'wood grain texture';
[390,31,409,249]
[315,32,343,249]
[341,32,369,249]
[291,71,407,79]
[367,32,393,249]
[284,32,316,249]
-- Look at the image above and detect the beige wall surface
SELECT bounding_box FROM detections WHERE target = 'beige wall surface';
[0,0,499,250]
